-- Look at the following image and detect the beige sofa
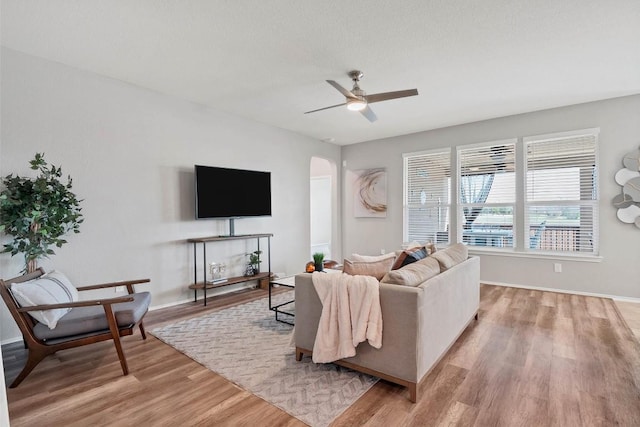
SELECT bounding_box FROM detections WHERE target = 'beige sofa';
[294,253,480,402]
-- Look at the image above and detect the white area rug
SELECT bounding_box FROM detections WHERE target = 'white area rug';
[150,292,378,427]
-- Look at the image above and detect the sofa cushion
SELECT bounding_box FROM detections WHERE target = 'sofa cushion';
[343,256,394,281]
[431,243,468,271]
[10,271,79,329]
[392,246,429,270]
[32,291,151,342]
[351,252,396,263]
[381,256,441,287]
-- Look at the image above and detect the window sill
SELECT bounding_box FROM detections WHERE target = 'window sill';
[467,247,603,263]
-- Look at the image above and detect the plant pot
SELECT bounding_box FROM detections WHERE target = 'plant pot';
[253,264,260,275]
[244,264,255,277]
[314,262,323,272]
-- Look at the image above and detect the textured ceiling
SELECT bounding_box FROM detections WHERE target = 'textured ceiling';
[2,0,639,145]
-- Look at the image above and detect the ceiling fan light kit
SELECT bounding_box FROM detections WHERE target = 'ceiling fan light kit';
[347,98,367,111]
[305,69,418,122]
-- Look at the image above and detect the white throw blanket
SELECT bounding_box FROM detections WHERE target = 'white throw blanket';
[311,272,383,363]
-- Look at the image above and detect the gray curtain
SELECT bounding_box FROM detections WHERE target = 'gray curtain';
[460,174,494,229]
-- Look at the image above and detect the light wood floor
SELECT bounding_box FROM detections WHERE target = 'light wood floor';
[3,285,640,426]
[615,301,640,341]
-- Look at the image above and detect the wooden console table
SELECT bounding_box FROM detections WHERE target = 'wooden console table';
[187,233,272,305]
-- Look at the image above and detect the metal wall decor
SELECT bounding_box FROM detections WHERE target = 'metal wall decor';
[613,146,640,228]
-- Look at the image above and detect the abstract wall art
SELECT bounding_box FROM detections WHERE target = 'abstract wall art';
[352,168,387,218]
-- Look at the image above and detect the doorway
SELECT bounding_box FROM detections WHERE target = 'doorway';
[310,157,335,259]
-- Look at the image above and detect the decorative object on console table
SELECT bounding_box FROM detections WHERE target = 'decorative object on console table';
[312,252,325,272]
[208,262,227,284]
[246,250,262,275]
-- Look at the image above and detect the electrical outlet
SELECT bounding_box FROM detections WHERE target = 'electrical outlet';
[380,249,386,255]
[115,286,126,293]
[554,263,562,273]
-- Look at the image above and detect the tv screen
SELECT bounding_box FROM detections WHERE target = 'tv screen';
[195,165,272,219]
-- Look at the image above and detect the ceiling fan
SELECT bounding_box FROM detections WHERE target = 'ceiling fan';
[304,70,419,122]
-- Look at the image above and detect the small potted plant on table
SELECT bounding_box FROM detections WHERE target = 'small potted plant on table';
[312,252,325,272]
[245,250,262,275]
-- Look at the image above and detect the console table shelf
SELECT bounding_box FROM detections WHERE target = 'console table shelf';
[187,233,273,305]
[188,272,272,291]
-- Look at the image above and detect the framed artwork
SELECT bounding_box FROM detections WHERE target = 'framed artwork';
[352,168,387,218]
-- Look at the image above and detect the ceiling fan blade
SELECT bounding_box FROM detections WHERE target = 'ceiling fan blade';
[360,105,377,122]
[304,102,346,114]
[327,80,356,98]
[365,89,419,104]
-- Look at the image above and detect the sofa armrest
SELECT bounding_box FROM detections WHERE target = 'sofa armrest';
[294,273,323,351]
[415,256,480,377]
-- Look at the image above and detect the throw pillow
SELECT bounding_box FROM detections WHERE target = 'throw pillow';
[351,252,396,263]
[381,256,441,287]
[10,270,78,329]
[391,246,429,270]
[431,243,468,271]
[425,242,437,255]
[343,256,395,281]
[402,241,423,250]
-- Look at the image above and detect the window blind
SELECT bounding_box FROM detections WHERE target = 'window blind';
[525,133,598,254]
[404,150,451,245]
[458,142,516,248]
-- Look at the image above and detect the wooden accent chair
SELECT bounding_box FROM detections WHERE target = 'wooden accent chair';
[0,268,151,387]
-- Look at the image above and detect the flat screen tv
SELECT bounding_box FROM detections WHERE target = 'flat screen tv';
[195,165,272,220]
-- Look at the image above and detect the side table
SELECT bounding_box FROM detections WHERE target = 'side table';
[269,275,295,325]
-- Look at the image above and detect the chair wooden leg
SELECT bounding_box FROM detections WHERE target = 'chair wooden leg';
[139,320,147,340]
[10,347,49,388]
[104,304,129,376]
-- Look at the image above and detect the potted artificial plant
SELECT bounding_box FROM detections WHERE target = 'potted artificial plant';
[0,153,83,273]
[313,252,325,272]
[246,250,262,275]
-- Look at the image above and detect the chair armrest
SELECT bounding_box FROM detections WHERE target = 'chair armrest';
[76,278,150,293]
[16,295,134,312]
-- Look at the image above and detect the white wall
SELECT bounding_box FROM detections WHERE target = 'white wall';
[0,351,8,426]
[0,48,341,342]
[342,94,640,299]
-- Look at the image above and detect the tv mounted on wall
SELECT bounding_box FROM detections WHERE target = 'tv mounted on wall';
[195,165,271,235]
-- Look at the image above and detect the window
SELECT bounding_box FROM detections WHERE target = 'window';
[524,131,598,254]
[403,128,599,257]
[403,149,451,245]
[458,141,516,249]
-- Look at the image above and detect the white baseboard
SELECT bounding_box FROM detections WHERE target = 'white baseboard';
[483,280,640,303]
[148,298,194,311]
[1,336,23,346]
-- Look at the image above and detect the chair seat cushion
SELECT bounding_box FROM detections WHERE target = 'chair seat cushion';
[33,292,151,341]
